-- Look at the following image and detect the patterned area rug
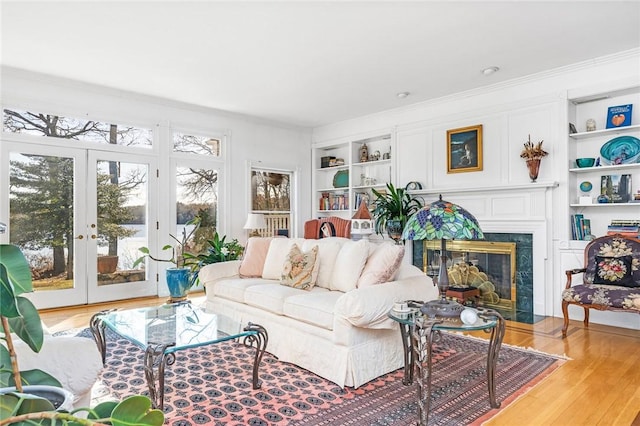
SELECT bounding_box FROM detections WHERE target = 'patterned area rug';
[74,328,566,425]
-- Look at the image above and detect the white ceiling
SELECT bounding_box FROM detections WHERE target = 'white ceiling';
[2,1,640,128]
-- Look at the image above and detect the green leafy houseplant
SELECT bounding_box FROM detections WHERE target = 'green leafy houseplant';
[0,244,164,425]
[132,217,201,270]
[371,183,423,236]
[183,232,244,286]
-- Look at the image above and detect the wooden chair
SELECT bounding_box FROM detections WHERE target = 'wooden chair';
[304,217,351,239]
[561,234,640,337]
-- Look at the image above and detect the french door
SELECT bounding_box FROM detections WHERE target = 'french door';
[0,142,158,309]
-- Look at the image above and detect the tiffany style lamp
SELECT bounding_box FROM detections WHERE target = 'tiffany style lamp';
[401,195,484,317]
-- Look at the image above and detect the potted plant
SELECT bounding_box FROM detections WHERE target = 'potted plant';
[132,217,201,302]
[0,244,164,425]
[183,232,244,288]
[371,183,423,242]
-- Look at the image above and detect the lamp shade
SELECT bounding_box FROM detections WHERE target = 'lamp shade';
[243,213,267,230]
[401,196,483,241]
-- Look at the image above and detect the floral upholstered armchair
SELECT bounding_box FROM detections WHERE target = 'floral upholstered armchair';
[562,235,640,337]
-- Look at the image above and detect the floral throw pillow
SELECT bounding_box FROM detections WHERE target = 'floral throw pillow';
[593,255,636,287]
[280,244,319,290]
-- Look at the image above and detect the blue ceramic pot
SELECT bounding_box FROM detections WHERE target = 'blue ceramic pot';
[166,267,191,302]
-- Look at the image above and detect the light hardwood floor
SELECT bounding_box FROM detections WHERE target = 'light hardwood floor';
[39,294,640,425]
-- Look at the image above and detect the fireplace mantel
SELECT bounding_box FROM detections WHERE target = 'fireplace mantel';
[408,181,558,196]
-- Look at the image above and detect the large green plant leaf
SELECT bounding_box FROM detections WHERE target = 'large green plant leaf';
[0,264,21,319]
[110,395,164,426]
[7,297,44,353]
[0,245,33,296]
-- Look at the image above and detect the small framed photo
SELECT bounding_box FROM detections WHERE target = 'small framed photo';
[447,124,483,173]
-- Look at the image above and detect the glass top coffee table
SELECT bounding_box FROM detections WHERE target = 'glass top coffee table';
[90,302,268,409]
[389,304,504,426]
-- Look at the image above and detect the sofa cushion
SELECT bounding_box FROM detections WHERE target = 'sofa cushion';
[330,239,370,292]
[262,238,304,279]
[283,290,341,330]
[302,238,344,289]
[357,242,405,287]
[593,255,636,287]
[239,237,273,278]
[281,243,319,290]
[214,277,274,303]
[244,283,306,315]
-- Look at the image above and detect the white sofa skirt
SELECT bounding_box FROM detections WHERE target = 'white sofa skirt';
[206,296,404,388]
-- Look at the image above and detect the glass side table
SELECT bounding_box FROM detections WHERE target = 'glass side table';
[388,304,505,426]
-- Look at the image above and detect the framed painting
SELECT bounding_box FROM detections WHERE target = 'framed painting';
[446,124,483,173]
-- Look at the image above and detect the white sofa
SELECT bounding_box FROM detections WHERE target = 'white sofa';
[200,236,437,388]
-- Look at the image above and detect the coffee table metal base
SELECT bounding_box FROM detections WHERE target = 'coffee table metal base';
[90,313,268,410]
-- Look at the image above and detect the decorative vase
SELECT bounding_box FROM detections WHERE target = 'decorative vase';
[386,219,404,244]
[526,158,541,183]
[166,267,191,303]
[0,385,74,411]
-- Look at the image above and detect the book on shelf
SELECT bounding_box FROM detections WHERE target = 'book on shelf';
[571,213,584,240]
[607,219,640,238]
[605,104,633,129]
[600,174,632,203]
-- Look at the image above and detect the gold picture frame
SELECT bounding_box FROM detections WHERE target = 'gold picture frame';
[446,124,483,173]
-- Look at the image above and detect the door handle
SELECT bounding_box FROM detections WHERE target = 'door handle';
[76,234,84,240]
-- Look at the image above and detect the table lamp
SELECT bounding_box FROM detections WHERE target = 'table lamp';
[401,195,484,317]
[244,213,266,237]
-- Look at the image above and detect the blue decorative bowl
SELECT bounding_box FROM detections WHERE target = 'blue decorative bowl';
[575,158,595,168]
[579,181,593,192]
[600,136,640,165]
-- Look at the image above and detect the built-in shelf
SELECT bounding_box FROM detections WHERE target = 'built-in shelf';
[569,163,640,173]
[569,124,640,140]
[569,203,640,208]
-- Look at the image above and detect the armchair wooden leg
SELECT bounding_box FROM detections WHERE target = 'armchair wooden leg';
[583,307,590,327]
[561,300,570,338]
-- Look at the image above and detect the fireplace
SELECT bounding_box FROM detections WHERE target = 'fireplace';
[413,233,535,321]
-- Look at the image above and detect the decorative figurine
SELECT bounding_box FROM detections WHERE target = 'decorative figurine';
[360,143,369,163]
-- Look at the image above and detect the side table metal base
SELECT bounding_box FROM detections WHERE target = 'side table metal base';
[408,308,505,426]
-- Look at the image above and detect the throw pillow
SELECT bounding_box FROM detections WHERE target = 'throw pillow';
[330,239,370,292]
[302,239,343,289]
[262,238,304,280]
[280,244,319,290]
[239,237,273,278]
[357,242,405,287]
[593,255,635,287]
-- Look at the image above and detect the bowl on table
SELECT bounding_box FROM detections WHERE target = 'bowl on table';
[575,157,595,168]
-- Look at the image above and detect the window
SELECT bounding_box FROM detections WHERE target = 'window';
[251,168,292,237]
[172,131,221,156]
[3,108,152,147]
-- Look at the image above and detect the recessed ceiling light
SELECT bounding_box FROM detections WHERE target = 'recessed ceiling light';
[482,66,500,76]
[397,92,410,99]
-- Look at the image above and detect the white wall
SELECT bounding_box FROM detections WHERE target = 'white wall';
[312,49,640,330]
[0,67,312,242]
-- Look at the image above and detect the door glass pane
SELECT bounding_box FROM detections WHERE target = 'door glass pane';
[9,152,75,291]
[176,166,218,255]
[96,160,147,286]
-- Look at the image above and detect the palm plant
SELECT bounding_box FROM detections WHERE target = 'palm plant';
[371,183,423,236]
